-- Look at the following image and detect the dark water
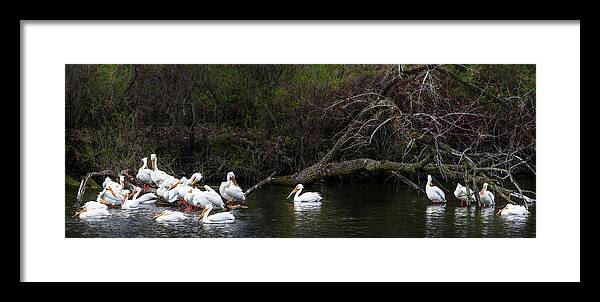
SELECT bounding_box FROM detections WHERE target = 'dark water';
[65,180,535,238]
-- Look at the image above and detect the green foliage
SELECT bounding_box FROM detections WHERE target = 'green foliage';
[65,64,535,183]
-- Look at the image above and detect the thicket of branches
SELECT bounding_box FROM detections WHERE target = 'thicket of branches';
[66,64,535,203]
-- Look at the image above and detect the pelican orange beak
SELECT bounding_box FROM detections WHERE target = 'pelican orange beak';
[198,208,207,220]
[107,186,116,198]
[170,180,182,190]
[72,209,85,217]
[152,159,156,171]
[231,176,239,187]
[153,211,166,219]
[287,188,298,199]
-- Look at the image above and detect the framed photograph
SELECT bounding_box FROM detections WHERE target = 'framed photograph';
[22,21,580,282]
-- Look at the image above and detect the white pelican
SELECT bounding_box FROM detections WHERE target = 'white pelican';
[82,201,108,210]
[188,173,203,187]
[96,185,129,207]
[102,176,117,189]
[156,186,170,201]
[169,185,193,205]
[136,157,154,190]
[74,207,111,219]
[161,175,181,190]
[425,175,446,203]
[122,187,156,209]
[136,191,158,204]
[219,172,246,206]
[184,186,225,211]
[121,190,140,210]
[198,204,235,224]
[454,183,475,206]
[203,185,226,209]
[150,154,172,187]
[102,176,125,191]
[479,183,495,206]
[154,210,187,222]
[498,204,529,215]
[162,173,202,190]
[286,184,323,203]
[183,187,209,211]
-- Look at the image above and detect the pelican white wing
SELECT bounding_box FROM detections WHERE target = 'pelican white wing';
[480,191,495,206]
[82,201,108,210]
[222,186,246,203]
[136,192,158,204]
[79,208,111,219]
[426,186,446,202]
[295,192,323,203]
[499,204,528,215]
[155,210,187,222]
[203,212,235,224]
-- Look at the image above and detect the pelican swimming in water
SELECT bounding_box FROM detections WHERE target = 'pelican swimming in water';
[425,175,446,203]
[73,207,111,219]
[479,183,495,206]
[198,204,235,224]
[286,184,323,203]
[136,157,154,190]
[219,172,246,206]
[121,190,140,210]
[81,201,108,210]
[154,210,187,222]
[497,203,529,215]
[122,187,156,209]
[454,183,475,206]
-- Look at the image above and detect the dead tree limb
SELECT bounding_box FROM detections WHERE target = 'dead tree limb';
[75,170,118,208]
[390,171,425,194]
[244,171,277,195]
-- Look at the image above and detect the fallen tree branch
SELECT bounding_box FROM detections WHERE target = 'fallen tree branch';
[389,171,425,194]
[75,170,118,208]
[244,171,277,195]
[271,157,534,205]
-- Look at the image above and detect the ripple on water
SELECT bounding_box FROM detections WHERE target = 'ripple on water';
[66,182,535,238]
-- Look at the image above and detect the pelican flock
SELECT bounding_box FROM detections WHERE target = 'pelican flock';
[74,153,530,230]
[425,175,527,214]
[75,154,254,224]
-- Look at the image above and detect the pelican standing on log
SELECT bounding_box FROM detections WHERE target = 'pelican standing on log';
[425,175,446,203]
[219,172,246,206]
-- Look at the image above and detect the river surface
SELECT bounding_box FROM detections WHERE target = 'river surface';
[65,179,535,238]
